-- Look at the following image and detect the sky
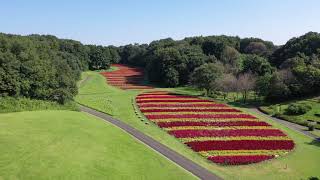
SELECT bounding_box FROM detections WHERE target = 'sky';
[1,0,319,46]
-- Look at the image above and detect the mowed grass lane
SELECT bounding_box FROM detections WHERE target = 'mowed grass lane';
[0,111,196,180]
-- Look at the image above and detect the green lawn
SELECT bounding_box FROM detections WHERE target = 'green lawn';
[0,110,195,180]
[76,71,320,180]
[260,98,320,129]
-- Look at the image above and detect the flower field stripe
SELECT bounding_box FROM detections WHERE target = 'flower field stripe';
[169,129,287,138]
[207,155,274,165]
[157,121,271,128]
[151,118,260,123]
[145,113,257,119]
[199,149,291,156]
[140,107,232,111]
[140,108,240,113]
[136,99,213,103]
[180,136,292,143]
[138,102,215,105]
[164,126,276,131]
[138,103,227,108]
[136,98,203,101]
[139,92,169,95]
[143,111,243,115]
[186,140,294,151]
[135,90,295,165]
[136,95,197,99]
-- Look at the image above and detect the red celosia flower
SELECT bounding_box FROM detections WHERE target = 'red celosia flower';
[169,129,286,138]
[208,155,274,165]
[146,114,256,119]
[157,121,271,128]
[186,140,294,151]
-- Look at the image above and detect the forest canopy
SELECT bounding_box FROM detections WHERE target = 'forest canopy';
[1,31,319,103]
[0,33,119,103]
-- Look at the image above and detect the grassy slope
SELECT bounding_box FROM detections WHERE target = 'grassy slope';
[0,110,195,180]
[260,98,320,128]
[76,71,320,180]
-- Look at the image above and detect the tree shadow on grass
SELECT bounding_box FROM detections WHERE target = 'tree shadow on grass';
[305,138,320,147]
[227,101,258,108]
[225,99,268,108]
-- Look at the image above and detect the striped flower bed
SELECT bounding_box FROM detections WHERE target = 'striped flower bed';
[136,91,295,165]
[100,64,153,90]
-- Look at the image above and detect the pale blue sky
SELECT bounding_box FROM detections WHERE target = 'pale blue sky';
[1,0,319,45]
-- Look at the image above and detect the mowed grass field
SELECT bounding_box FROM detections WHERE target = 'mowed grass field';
[76,71,320,180]
[260,98,320,128]
[0,111,196,180]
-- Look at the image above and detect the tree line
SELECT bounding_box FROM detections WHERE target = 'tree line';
[0,33,120,104]
[117,32,320,102]
[1,32,319,104]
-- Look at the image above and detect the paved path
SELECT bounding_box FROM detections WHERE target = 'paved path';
[78,74,92,88]
[80,105,221,180]
[249,108,320,140]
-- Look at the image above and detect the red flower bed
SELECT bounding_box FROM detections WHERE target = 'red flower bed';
[138,103,227,108]
[141,108,240,113]
[157,121,271,128]
[169,129,286,138]
[146,114,256,120]
[136,95,196,99]
[208,155,274,165]
[100,64,153,90]
[186,140,294,151]
[135,91,295,165]
[137,99,212,103]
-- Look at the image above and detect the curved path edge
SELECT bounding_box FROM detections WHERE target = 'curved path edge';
[80,105,222,180]
[249,107,319,140]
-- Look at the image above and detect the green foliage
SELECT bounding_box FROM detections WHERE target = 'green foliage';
[242,54,274,76]
[0,33,84,103]
[271,32,320,67]
[190,63,223,94]
[119,44,148,66]
[0,97,79,113]
[308,177,320,180]
[220,46,240,67]
[285,103,312,115]
[265,72,291,102]
[0,33,121,103]
[164,67,179,87]
[255,73,272,96]
[87,45,111,70]
[240,38,276,57]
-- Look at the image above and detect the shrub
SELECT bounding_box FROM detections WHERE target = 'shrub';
[285,103,312,115]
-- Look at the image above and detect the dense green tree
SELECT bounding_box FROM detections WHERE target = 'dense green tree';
[190,63,223,95]
[220,46,241,68]
[87,45,111,70]
[0,52,20,96]
[240,38,276,57]
[108,46,121,63]
[0,33,95,104]
[242,54,274,76]
[202,40,226,57]
[271,32,320,67]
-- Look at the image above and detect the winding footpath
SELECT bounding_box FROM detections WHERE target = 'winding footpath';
[80,105,222,180]
[249,108,320,140]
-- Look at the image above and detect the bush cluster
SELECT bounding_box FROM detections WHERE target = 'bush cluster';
[285,103,312,115]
